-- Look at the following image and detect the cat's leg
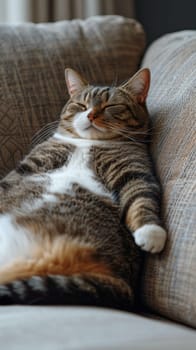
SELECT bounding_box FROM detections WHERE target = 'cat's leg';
[16,138,73,175]
[95,146,167,253]
[0,139,73,213]
[126,209,166,253]
[125,194,167,253]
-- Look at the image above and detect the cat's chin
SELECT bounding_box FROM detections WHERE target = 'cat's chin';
[74,126,112,140]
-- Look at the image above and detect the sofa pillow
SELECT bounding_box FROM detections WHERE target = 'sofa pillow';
[0,15,145,178]
[141,31,196,328]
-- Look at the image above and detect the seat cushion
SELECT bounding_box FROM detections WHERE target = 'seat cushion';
[141,31,196,327]
[0,15,145,178]
[0,306,196,350]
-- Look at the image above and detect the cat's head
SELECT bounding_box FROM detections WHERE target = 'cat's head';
[58,68,151,141]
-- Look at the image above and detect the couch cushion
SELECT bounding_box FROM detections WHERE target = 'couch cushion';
[0,15,145,178]
[141,31,196,327]
[0,306,196,350]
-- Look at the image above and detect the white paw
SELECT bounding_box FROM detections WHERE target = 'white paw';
[133,224,167,253]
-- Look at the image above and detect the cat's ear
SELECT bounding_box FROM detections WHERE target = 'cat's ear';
[121,68,150,104]
[65,68,88,97]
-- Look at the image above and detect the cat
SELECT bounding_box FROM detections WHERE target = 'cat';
[0,67,167,309]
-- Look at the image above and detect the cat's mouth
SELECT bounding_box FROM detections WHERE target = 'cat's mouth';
[84,123,105,133]
[73,116,111,139]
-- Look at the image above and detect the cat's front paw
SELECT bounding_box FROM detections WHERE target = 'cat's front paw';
[133,224,167,253]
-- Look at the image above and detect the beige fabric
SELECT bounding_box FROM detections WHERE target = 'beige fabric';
[0,15,145,178]
[0,306,196,350]
[141,31,196,327]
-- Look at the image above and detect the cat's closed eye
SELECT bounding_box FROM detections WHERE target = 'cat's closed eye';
[67,102,86,113]
[104,104,127,113]
[76,103,87,111]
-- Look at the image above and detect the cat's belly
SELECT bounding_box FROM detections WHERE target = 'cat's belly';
[0,213,38,267]
[0,146,114,267]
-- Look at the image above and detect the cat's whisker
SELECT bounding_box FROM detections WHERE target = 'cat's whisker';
[101,121,145,139]
[32,124,58,139]
[32,132,55,146]
[31,120,63,146]
[32,130,55,143]
[44,120,59,126]
[101,122,150,143]
[102,120,156,136]
[106,127,143,143]
[34,121,59,136]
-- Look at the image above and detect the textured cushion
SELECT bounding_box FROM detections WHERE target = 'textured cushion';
[1,306,196,350]
[141,31,196,327]
[0,15,145,178]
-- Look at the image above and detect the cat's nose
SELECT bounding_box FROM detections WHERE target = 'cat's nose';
[87,111,96,122]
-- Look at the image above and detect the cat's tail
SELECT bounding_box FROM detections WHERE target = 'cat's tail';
[0,239,135,310]
[0,274,134,311]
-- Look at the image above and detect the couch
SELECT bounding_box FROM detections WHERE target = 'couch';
[0,16,195,349]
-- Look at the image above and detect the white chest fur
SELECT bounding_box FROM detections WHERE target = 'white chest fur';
[47,144,111,199]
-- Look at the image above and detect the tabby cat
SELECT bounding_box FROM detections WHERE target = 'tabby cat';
[0,68,166,309]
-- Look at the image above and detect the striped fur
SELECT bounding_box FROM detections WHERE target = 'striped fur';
[0,275,133,310]
[0,68,166,307]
